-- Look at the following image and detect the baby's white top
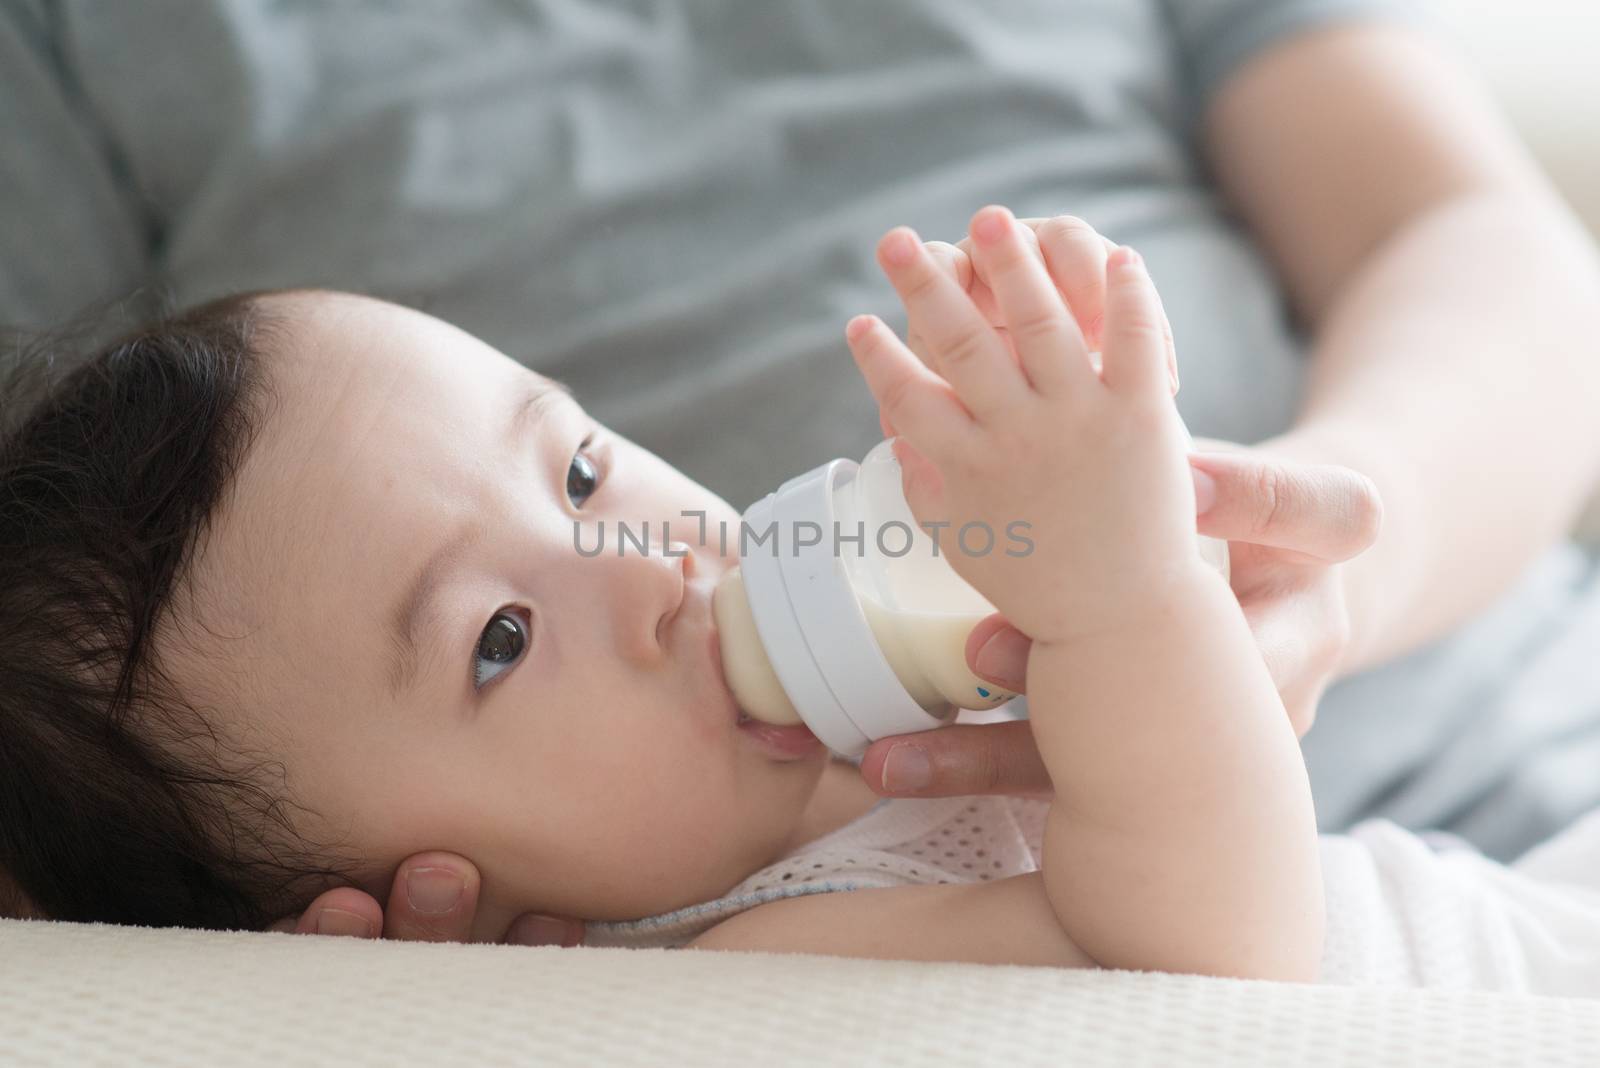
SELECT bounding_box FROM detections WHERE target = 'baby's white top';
[586,777,1600,995]
[1322,807,1600,994]
[581,792,1045,951]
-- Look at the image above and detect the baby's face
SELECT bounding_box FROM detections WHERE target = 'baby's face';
[175,291,832,934]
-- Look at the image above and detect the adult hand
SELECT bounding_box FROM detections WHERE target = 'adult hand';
[1188,436,1383,736]
[857,442,1382,799]
[267,851,587,948]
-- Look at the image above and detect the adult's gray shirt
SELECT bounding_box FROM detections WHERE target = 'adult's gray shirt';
[5,0,1598,858]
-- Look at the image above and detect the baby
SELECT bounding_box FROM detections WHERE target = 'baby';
[4,208,1599,991]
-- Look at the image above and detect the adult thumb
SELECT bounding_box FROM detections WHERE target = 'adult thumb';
[965,613,1031,692]
[1190,451,1382,564]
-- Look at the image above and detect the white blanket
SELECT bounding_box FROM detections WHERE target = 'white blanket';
[3,916,1600,1067]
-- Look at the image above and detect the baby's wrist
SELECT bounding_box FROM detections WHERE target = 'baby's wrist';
[1026,560,1231,651]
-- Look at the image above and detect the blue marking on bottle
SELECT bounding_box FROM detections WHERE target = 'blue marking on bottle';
[977,687,990,698]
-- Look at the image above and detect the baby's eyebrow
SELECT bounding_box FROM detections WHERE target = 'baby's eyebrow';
[384,377,569,700]
[386,522,482,698]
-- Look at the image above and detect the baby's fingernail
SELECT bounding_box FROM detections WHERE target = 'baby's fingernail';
[882,744,933,794]
[846,315,874,343]
[314,907,374,939]
[882,228,920,267]
[406,866,465,915]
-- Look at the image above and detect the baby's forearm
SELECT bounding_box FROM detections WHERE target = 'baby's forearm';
[1028,565,1324,981]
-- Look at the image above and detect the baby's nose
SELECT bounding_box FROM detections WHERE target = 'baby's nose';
[614,538,690,665]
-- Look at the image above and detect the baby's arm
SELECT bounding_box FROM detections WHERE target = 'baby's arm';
[848,209,1323,981]
[1026,574,1324,979]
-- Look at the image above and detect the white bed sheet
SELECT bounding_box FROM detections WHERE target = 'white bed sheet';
[4,918,1599,1067]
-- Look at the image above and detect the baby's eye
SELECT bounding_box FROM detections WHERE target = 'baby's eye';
[473,611,528,689]
[567,437,601,508]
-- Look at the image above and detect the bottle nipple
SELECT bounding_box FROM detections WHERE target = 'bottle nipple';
[712,568,804,726]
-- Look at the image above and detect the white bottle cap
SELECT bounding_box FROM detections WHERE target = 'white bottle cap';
[738,458,950,757]
[736,415,1229,757]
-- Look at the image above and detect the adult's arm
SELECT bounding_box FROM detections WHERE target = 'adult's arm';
[1203,20,1600,677]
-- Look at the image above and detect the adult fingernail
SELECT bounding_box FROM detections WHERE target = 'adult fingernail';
[507,915,576,947]
[882,744,932,794]
[314,907,375,939]
[406,866,465,915]
[1192,465,1217,516]
[975,628,1028,686]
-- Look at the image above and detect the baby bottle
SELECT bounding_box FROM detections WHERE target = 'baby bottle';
[713,423,1230,758]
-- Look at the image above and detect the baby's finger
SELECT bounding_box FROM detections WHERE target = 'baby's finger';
[953,224,1041,327]
[925,240,974,292]
[847,314,973,461]
[966,205,1095,398]
[876,226,1027,421]
[946,221,1093,358]
[905,241,972,371]
[972,221,1177,389]
[890,436,949,536]
[1100,246,1170,398]
[907,243,1032,387]
[1034,216,1112,351]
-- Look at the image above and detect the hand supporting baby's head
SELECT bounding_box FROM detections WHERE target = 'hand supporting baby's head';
[0,289,831,933]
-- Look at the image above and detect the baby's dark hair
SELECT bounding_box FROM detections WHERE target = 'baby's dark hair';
[0,290,347,929]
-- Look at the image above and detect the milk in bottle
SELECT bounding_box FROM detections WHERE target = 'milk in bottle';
[714,431,1229,756]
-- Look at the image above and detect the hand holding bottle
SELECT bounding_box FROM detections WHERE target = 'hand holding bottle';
[846,205,1209,647]
[859,444,1384,800]
[900,214,1180,407]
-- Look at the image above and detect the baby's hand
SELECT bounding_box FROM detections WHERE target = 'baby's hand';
[891,217,1178,437]
[847,206,1205,646]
